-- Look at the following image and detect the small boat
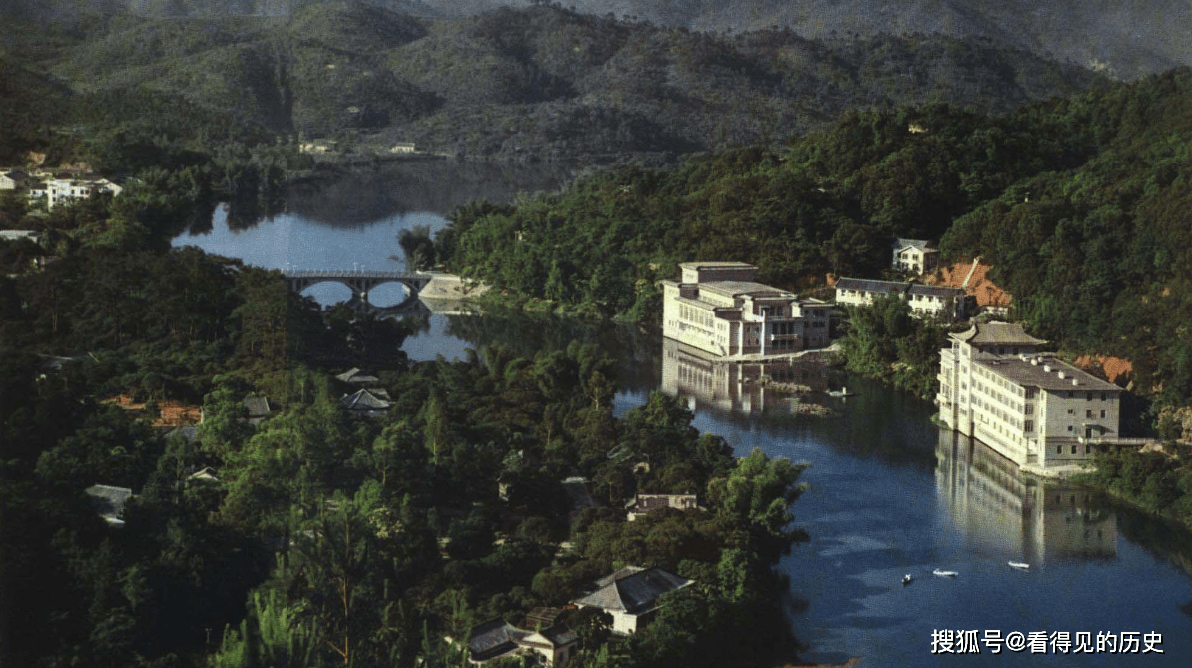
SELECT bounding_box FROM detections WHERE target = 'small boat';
[933,569,958,577]
[902,574,914,585]
[1008,561,1030,570]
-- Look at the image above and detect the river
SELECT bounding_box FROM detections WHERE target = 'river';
[172,163,1192,667]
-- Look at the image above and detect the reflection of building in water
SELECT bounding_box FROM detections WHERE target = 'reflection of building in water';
[661,338,827,414]
[936,430,1116,564]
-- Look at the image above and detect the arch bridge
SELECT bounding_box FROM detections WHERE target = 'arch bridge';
[284,269,433,313]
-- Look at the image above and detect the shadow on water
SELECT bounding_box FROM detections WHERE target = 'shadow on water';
[441,309,664,394]
[286,161,573,227]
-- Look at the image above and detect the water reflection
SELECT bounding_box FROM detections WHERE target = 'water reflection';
[261,160,569,231]
[660,338,829,414]
[936,430,1117,565]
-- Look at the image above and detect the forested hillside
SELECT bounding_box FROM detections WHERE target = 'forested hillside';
[24,0,1185,80]
[2,2,1101,162]
[439,68,1192,418]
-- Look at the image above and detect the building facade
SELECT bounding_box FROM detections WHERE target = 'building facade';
[660,262,832,358]
[834,277,970,320]
[936,322,1123,469]
[892,238,939,274]
[47,178,123,209]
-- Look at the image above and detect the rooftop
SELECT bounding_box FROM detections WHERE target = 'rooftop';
[835,277,909,294]
[575,566,692,614]
[908,284,965,299]
[335,367,380,384]
[698,280,795,299]
[892,238,935,252]
[467,619,523,660]
[974,355,1121,392]
[952,321,1046,346]
[679,261,757,270]
[341,389,391,411]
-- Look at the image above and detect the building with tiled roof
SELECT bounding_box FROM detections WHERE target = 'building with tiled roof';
[835,277,970,320]
[340,389,391,417]
[572,566,693,635]
[659,262,832,358]
[937,322,1129,470]
[465,618,577,665]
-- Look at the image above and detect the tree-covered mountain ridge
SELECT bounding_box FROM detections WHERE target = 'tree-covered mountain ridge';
[6,2,1103,162]
[13,0,1187,81]
[439,67,1192,418]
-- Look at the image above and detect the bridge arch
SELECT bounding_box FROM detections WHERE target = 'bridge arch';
[284,269,433,312]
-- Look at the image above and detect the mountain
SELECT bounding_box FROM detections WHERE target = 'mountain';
[13,2,1102,161]
[7,0,1190,81]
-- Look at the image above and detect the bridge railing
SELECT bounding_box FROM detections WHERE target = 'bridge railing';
[284,269,423,279]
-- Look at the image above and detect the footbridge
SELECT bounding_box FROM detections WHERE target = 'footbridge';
[284,269,433,313]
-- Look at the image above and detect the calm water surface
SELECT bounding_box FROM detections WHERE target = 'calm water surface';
[173,164,1192,667]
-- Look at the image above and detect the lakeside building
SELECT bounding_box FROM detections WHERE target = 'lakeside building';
[936,322,1130,470]
[834,277,971,320]
[659,262,832,358]
[892,238,939,274]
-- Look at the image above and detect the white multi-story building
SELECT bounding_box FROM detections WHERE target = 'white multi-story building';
[834,277,970,320]
[892,238,939,274]
[47,178,123,209]
[937,322,1124,470]
[659,262,832,358]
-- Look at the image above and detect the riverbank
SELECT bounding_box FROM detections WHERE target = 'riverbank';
[1070,442,1192,531]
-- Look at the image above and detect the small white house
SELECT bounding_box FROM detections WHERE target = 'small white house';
[892,238,939,274]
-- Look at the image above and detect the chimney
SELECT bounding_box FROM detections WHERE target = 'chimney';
[1057,371,1066,380]
[1043,365,1051,372]
[1031,358,1039,366]
[1072,378,1079,386]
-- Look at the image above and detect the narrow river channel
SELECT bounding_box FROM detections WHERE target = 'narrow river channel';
[173,163,1192,667]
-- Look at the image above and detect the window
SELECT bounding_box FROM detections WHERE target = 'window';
[1024,420,1033,432]
[1067,425,1074,432]
[1057,445,1063,454]
[1100,410,1106,418]
[1025,404,1034,415]
[1025,388,1036,399]
[1087,392,1093,401]
[1101,393,1106,401]
[1071,445,1078,454]
[1086,410,1094,418]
